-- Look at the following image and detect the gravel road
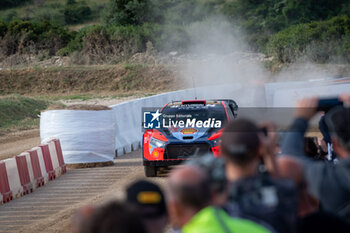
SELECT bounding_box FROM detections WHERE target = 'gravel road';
[0,150,164,233]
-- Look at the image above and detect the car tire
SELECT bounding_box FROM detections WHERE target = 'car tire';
[144,166,157,177]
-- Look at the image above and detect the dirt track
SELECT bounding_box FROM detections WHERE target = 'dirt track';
[0,130,41,160]
[0,150,164,233]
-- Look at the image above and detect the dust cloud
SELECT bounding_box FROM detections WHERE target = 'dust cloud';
[172,16,345,108]
[180,17,269,87]
[174,17,270,107]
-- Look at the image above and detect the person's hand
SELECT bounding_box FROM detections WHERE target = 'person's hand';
[258,122,279,176]
[295,97,319,120]
[339,94,350,107]
[258,122,279,156]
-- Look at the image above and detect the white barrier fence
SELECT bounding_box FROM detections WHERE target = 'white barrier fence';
[40,110,116,164]
[38,78,350,161]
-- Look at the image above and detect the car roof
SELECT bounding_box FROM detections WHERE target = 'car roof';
[168,100,222,106]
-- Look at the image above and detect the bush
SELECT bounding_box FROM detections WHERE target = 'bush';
[221,0,350,33]
[59,23,190,59]
[104,0,156,25]
[64,0,92,24]
[159,0,216,25]
[267,16,350,63]
[220,0,350,52]
[32,7,66,25]
[0,0,29,9]
[0,20,74,57]
[0,10,19,23]
[59,25,148,63]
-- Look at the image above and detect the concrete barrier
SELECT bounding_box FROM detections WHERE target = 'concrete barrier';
[52,139,67,174]
[20,152,35,189]
[265,77,350,107]
[3,158,23,199]
[31,146,50,184]
[47,140,66,176]
[0,161,12,203]
[27,149,45,188]
[39,144,56,181]
[15,154,33,195]
[0,139,65,205]
[47,141,61,176]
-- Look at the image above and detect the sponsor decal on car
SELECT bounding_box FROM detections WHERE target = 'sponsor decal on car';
[143,108,222,130]
[180,128,198,134]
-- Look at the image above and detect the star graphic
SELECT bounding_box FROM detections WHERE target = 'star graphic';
[151,110,162,122]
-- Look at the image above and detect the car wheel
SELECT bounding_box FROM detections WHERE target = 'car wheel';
[144,166,157,177]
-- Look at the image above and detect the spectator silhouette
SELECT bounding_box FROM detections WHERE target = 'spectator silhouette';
[166,165,271,233]
[277,156,349,233]
[221,119,298,233]
[126,180,168,233]
[282,95,350,223]
[85,201,147,233]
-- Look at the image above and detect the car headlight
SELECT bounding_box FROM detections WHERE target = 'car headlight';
[150,137,166,148]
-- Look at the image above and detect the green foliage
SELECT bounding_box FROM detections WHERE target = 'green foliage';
[0,21,7,37]
[103,0,218,26]
[0,20,74,57]
[146,24,189,52]
[0,0,104,26]
[59,23,190,58]
[104,0,156,25]
[2,0,350,65]
[221,0,350,33]
[64,0,92,24]
[267,16,350,63]
[220,0,350,52]
[0,0,29,10]
[32,7,66,25]
[0,10,19,23]
[157,0,216,25]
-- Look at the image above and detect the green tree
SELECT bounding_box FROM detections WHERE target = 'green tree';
[64,0,92,24]
[1,0,29,9]
[104,0,156,25]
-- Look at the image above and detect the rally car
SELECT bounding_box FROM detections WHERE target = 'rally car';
[142,99,238,177]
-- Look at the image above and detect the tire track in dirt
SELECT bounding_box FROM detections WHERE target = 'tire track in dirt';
[0,129,41,160]
[0,150,147,233]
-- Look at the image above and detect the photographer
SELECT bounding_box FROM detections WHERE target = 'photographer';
[281,94,350,224]
[221,119,298,233]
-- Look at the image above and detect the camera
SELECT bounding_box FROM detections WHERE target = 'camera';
[317,97,343,112]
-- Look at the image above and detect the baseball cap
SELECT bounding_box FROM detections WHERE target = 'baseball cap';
[126,180,167,218]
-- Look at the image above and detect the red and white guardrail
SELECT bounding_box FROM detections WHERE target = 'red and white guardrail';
[0,139,66,204]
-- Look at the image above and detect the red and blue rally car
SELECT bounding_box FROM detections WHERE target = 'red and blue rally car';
[142,99,238,177]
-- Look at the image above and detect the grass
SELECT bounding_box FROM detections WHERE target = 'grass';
[37,92,150,101]
[0,0,109,25]
[45,93,96,101]
[0,95,50,134]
